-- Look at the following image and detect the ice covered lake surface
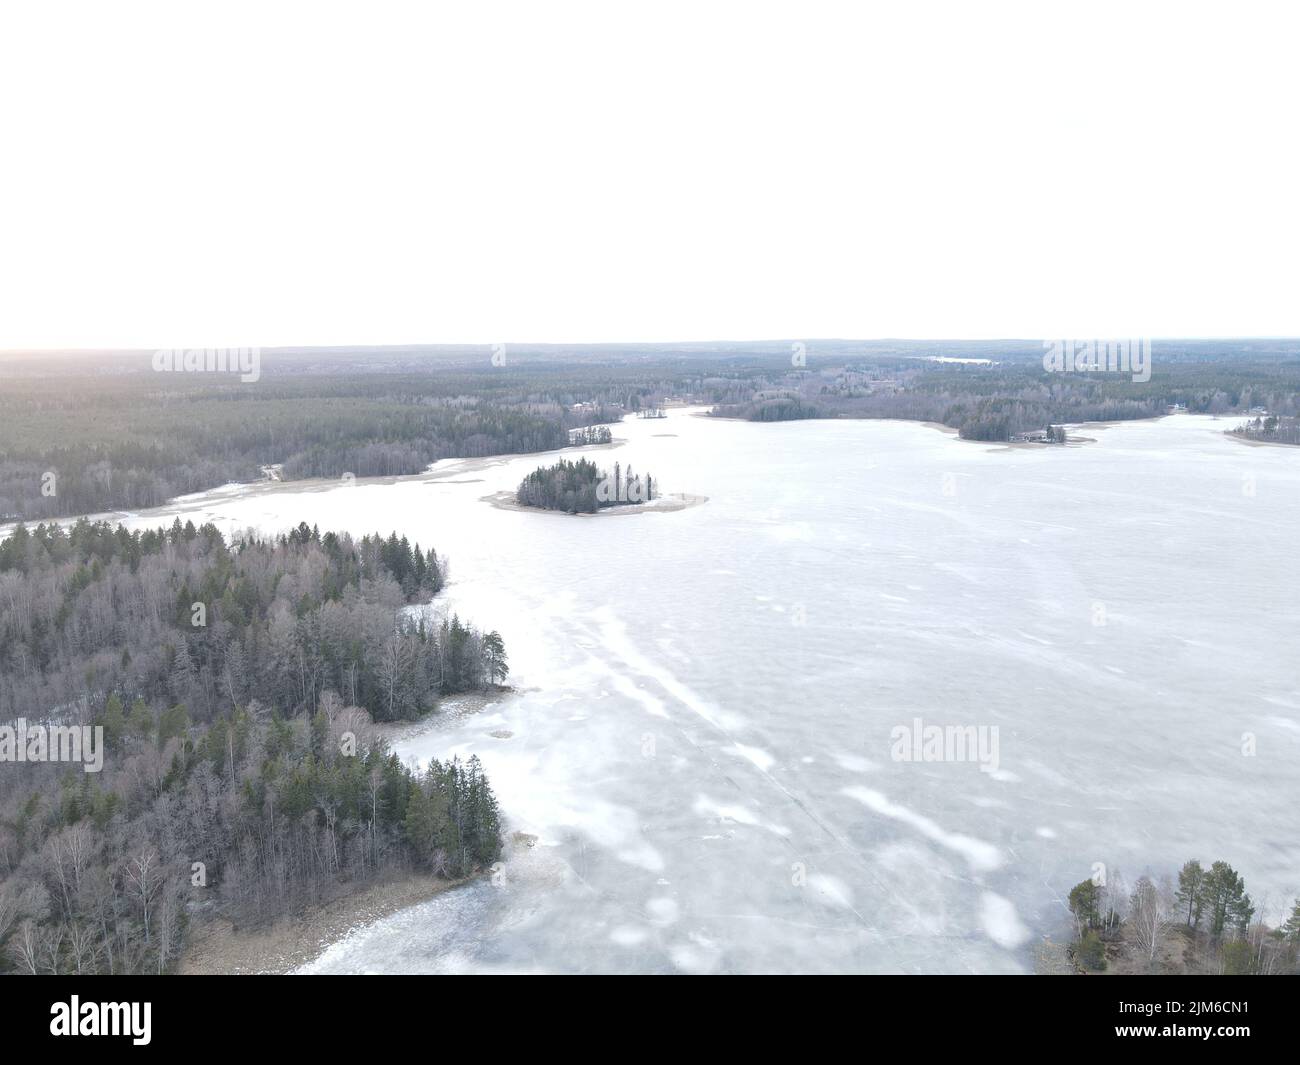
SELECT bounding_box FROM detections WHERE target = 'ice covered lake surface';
[53,410,1300,972]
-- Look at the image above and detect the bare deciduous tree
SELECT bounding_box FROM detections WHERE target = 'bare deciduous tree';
[1129,875,1169,967]
[123,844,162,944]
[66,920,99,974]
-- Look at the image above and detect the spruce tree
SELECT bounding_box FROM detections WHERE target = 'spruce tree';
[1281,899,1300,943]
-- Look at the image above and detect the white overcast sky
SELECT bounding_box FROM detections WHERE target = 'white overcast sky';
[1,0,1297,348]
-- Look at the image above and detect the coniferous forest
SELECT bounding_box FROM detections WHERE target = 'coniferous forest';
[516,458,654,513]
[0,519,506,973]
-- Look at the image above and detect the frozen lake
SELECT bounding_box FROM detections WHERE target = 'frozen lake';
[40,409,1300,972]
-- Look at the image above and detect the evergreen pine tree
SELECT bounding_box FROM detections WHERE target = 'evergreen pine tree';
[1176,859,1205,928]
[1280,899,1300,943]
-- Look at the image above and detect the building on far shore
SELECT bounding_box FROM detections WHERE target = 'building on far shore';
[1011,425,1067,444]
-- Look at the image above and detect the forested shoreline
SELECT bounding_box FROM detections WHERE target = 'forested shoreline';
[1230,414,1300,445]
[0,519,506,722]
[706,342,1300,441]
[0,351,635,522]
[1065,859,1300,975]
[4,342,1298,521]
[0,519,507,973]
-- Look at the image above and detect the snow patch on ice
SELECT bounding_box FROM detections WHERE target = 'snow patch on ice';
[610,672,669,718]
[980,892,1031,949]
[610,925,649,947]
[593,606,746,731]
[646,897,679,926]
[693,795,791,837]
[669,933,721,973]
[842,785,1002,872]
[831,752,878,773]
[808,874,854,909]
[729,743,776,772]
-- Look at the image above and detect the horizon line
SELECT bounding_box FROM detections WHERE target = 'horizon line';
[5,335,1300,356]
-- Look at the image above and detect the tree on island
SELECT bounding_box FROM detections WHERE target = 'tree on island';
[516,457,655,513]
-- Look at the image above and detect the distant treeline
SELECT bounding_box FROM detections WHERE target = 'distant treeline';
[516,458,654,513]
[4,344,1299,520]
[0,383,569,521]
[0,519,506,974]
[710,350,1300,441]
[712,389,1165,439]
[0,356,645,521]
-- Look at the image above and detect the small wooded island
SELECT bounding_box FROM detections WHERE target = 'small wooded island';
[516,458,654,514]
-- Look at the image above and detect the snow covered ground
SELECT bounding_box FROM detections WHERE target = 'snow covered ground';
[46,408,1300,973]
